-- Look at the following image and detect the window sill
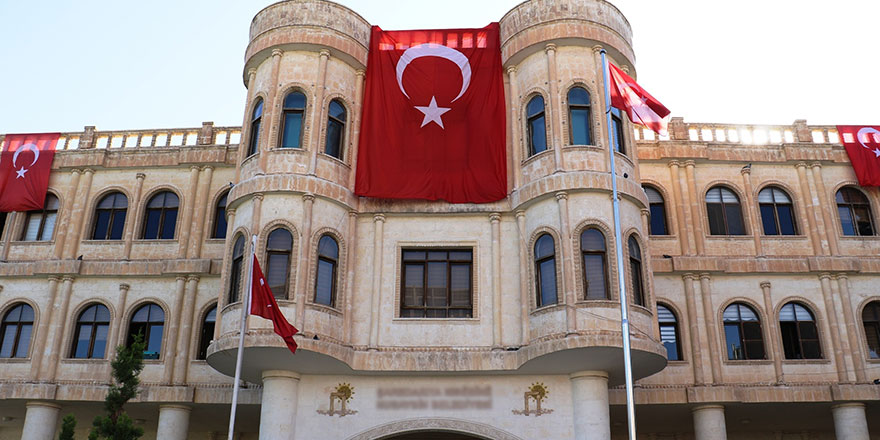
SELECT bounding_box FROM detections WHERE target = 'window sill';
[318,152,351,169]
[392,317,479,324]
[666,360,689,365]
[562,144,602,150]
[531,303,566,316]
[133,239,178,243]
[0,358,31,363]
[761,235,808,240]
[614,150,634,167]
[268,147,307,155]
[781,359,830,365]
[705,235,753,240]
[81,239,125,245]
[306,302,342,316]
[9,240,54,245]
[648,234,677,239]
[574,299,621,308]
[521,148,553,167]
[721,359,773,365]
[62,358,108,363]
[839,235,880,240]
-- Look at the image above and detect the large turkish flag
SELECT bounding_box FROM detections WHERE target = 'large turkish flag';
[0,133,59,212]
[355,24,507,203]
[837,126,880,186]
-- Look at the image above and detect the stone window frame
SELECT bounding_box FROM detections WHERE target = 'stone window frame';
[137,186,184,241]
[527,226,564,311]
[754,181,803,237]
[561,80,600,148]
[258,222,299,301]
[655,300,685,362]
[194,301,218,361]
[207,188,231,241]
[773,297,825,361]
[702,181,751,237]
[572,219,619,303]
[245,94,267,157]
[122,298,170,363]
[0,298,40,360]
[393,240,480,321]
[15,190,62,243]
[641,181,673,237]
[718,298,770,363]
[66,299,116,361]
[316,94,352,165]
[857,296,880,361]
[276,86,311,150]
[831,182,878,238]
[305,227,347,314]
[221,228,251,310]
[521,88,551,161]
[86,187,133,242]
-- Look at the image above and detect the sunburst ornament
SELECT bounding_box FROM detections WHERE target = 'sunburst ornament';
[335,383,355,402]
[529,382,548,402]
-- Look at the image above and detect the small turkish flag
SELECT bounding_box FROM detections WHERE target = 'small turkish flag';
[837,125,880,186]
[0,133,59,212]
[608,63,671,136]
[355,23,507,203]
[249,255,298,354]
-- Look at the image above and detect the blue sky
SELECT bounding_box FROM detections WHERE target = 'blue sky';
[1,0,877,133]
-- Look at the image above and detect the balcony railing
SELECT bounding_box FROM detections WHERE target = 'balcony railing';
[633,117,841,146]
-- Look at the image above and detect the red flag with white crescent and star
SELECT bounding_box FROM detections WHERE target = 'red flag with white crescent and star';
[837,125,880,186]
[608,62,671,136]
[355,24,507,203]
[0,133,59,212]
[249,255,299,354]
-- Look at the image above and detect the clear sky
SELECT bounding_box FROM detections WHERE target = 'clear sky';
[1,1,877,133]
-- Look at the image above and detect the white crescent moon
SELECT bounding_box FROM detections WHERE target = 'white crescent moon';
[396,43,472,103]
[12,143,40,167]
[856,127,880,149]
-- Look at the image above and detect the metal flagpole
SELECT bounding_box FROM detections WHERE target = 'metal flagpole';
[227,234,257,440]
[600,49,638,440]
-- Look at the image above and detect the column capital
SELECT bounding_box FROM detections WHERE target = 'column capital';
[668,160,681,168]
[186,275,201,283]
[760,281,771,289]
[47,276,62,283]
[61,276,75,283]
[699,273,711,281]
[136,172,146,181]
[506,65,517,75]
[569,370,609,380]
[683,160,696,168]
[82,168,95,175]
[591,45,605,54]
[692,404,725,413]
[640,208,650,217]
[271,48,284,58]
[818,272,833,281]
[544,43,557,54]
[119,283,131,292]
[831,402,866,410]
[190,165,201,172]
[489,212,501,223]
[348,210,359,218]
[24,401,62,410]
[555,191,568,201]
[833,273,849,281]
[795,162,808,170]
[682,273,698,281]
[70,169,82,176]
[302,193,315,203]
[319,49,331,59]
[158,403,192,412]
[226,208,236,217]
[247,68,257,78]
[262,369,301,381]
[253,193,264,202]
[515,210,526,219]
[810,162,822,170]
[373,213,386,223]
[176,276,187,282]
[740,166,752,176]
[202,165,214,172]
[356,69,365,77]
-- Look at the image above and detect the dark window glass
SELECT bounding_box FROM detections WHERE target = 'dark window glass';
[142,191,179,239]
[92,192,128,240]
[758,187,797,236]
[568,87,592,145]
[196,305,217,360]
[0,304,34,358]
[128,304,164,359]
[628,236,645,307]
[534,234,557,307]
[228,235,245,303]
[779,303,821,359]
[325,99,346,159]
[723,303,765,360]
[247,98,263,156]
[0,212,7,241]
[527,96,547,156]
[212,192,228,239]
[706,186,745,235]
[657,304,682,361]
[71,304,110,359]
[644,186,668,235]
[836,187,875,236]
[21,194,59,241]
[862,302,880,359]
[315,235,339,307]
[400,249,472,318]
[610,107,626,154]
[266,228,293,299]
[280,92,306,149]
[581,229,608,299]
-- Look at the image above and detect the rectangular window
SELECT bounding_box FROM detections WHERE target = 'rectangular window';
[400,249,473,318]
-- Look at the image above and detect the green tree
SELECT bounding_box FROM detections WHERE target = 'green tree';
[89,334,146,440]
[58,414,77,440]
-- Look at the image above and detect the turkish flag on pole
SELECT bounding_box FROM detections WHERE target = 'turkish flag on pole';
[837,125,880,186]
[608,63,671,136]
[0,133,59,212]
[249,255,299,354]
[355,24,507,203]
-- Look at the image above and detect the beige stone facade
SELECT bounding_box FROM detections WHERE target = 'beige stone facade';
[1,1,879,439]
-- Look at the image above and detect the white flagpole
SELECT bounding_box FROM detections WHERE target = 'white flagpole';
[600,49,638,440]
[227,234,257,440]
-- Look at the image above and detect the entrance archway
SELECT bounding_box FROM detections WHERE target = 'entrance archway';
[384,433,483,440]
[346,417,524,440]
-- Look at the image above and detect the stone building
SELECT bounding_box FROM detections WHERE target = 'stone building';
[1,0,879,439]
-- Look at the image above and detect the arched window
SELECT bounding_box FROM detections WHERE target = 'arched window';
[568,87,592,145]
[706,186,745,235]
[21,194,59,241]
[211,191,228,239]
[863,301,880,359]
[526,96,547,156]
[581,228,608,300]
[266,228,293,299]
[280,91,306,149]
[247,98,263,156]
[92,192,128,240]
[534,234,557,307]
[723,303,765,360]
[228,235,245,303]
[128,303,164,360]
[315,235,339,307]
[759,187,797,235]
[644,186,668,235]
[657,304,681,361]
[325,99,346,159]
[71,304,110,359]
[0,303,34,358]
[610,106,626,154]
[836,187,875,236]
[142,191,179,239]
[779,302,821,359]
[196,305,217,360]
[628,236,645,307]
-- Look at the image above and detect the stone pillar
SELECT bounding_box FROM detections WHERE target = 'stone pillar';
[177,166,201,258]
[835,274,867,382]
[259,370,300,440]
[173,276,200,384]
[759,282,784,383]
[817,273,849,382]
[570,371,610,440]
[831,403,869,440]
[308,49,331,175]
[684,161,705,254]
[368,214,386,349]
[507,66,523,189]
[294,193,314,327]
[692,405,727,440]
[235,68,258,183]
[189,166,215,258]
[54,169,82,259]
[215,208,236,340]
[490,213,503,349]
[123,172,147,259]
[669,161,692,255]
[156,404,191,440]
[809,163,839,255]
[65,168,94,259]
[106,283,131,362]
[30,277,60,381]
[682,274,705,385]
[258,49,284,172]
[699,274,722,383]
[197,121,215,145]
[43,276,74,381]
[348,70,366,189]
[793,163,823,255]
[544,44,564,172]
[251,193,264,240]
[343,211,359,344]
[21,402,61,440]
[555,192,577,334]
[515,210,529,345]
[164,276,188,385]
[0,211,15,260]
[740,167,763,256]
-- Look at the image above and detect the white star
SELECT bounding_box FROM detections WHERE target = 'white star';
[15,167,27,179]
[874,148,880,158]
[260,278,265,286]
[414,96,451,129]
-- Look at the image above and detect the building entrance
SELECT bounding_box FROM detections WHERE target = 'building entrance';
[384,433,486,440]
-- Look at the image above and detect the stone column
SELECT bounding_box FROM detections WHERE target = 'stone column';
[682,274,705,385]
[507,66,523,189]
[173,276,200,384]
[251,193,264,240]
[817,273,849,383]
[43,276,74,381]
[164,276,188,385]
[515,210,529,345]
[215,208,236,341]
[835,274,867,382]
[570,371,610,440]
[368,214,386,349]
[809,163,839,255]
[692,405,727,440]
[490,213,503,349]
[54,169,82,259]
[65,168,94,259]
[669,161,692,255]
[106,283,131,362]
[259,370,300,440]
[308,49,331,175]
[0,212,16,260]
[156,404,191,440]
[258,49,284,171]
[555,192,577,334]
[177,166,201,258]
[189,166,214,258]
[591,46,609,169]
[30,277,60,381]
[123,172,146,259]
[684,161,705,254]
[759,282,783,383]
[21,402,61,440]
[348,70,365,189]
[294,194,315,327]
[235,68,258,183]
[699,274,723,384]
[741,167,763,256]
[793,163,823,255]
[831,403,870,440]
[343,211,359,344]
[544,44,565,172]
